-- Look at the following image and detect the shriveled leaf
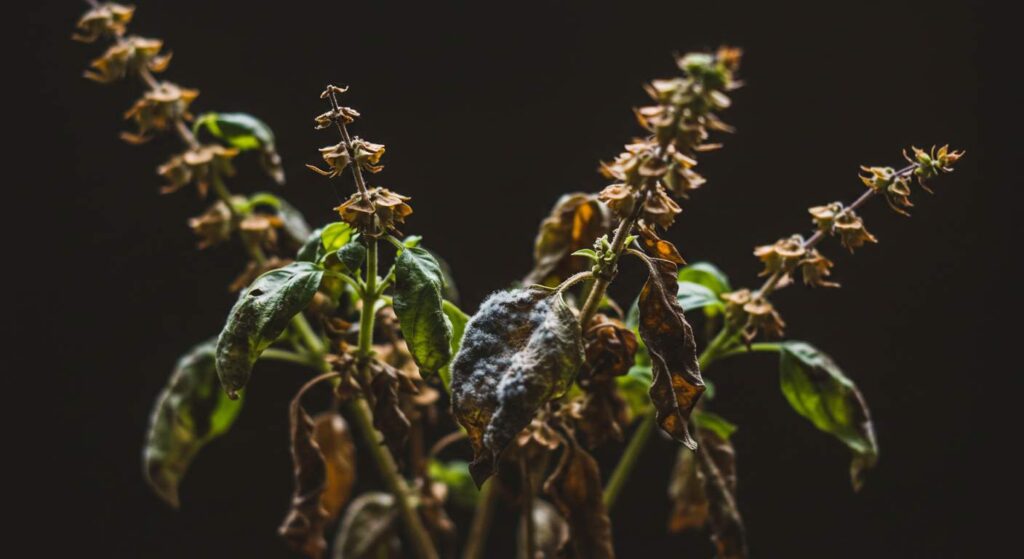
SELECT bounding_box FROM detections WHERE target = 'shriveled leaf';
[779,341,878,489]
[696,429,747,559]
[438,300,469,391]
[544,437,615,559]
[524,193,611,286]
[635,255,705,448]
[667,446,708,533]
[521,499,570,558]
[451,289,584,485]
[332,493,401,559]
[144,339,243,508]
[637,221,685,265]
[369,362,416,459]
[193,111,285,184]
[216,262,324,397]
[427,459,479,509]
[677,262,731,295]
[279,393,330,558]
[393,246,453,377]
[313,412,356,521]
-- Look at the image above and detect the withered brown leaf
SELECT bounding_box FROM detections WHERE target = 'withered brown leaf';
[524,193,611,287]
[667,446,709,533]
[637,221,686,265]
[450,289,584,486]
[332,492,401,559]
[313,412,356,522]
[543,435,615,559]
[696,429,747,559]
[279,385,331,559]
[369,360,418,460]
[634,254,706,448]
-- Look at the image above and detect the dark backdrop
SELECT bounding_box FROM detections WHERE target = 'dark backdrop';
[14,0,1007,557]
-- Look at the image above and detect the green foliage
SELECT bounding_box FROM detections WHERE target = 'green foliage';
[192,112,285,184]
[144,339,243,508]
[692,410,737,440]
[438,300,469,390]
[778,341,878,489]
[393,247,453,377]
[216,262,324,397]
[677,261,731,295]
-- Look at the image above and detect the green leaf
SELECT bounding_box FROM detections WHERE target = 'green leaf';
[216,262,324,397]
[296,227,324,262]
[427,459,479,509]
[676,261,731,295]
[676,281,725,313]
[336,240,367,275]
[778,341,879,489]
[321,222,354,253]
[438,300,469,391]
[617,365,653,418]
[571,248,599,262]
[192,112,285,184]
[393,247,453,376]
[402,235,422,248]
[144,339,243,508]
[693,410,737,440]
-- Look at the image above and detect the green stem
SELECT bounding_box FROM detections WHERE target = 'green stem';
[462,478,499,559]
[358,239,378,361]
[602,411,655,508]
[259,348,319,368]
[291,313,326,359]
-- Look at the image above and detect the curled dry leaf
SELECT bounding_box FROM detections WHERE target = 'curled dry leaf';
[143,339,243,508]
[450,289,584,486]
[313,412,356,522]
[634,253,705,448]
[279,382,332,559]
[667,446,709,533]
[637,221,686,265]
[576,314,636,448]
[543,435,615,559]
[369,360,419,460]
[523,193,611,287]
[332,493,401,559]
[696,429,747,559]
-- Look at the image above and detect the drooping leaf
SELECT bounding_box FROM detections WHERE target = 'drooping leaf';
[216,262,324,397]
[523,193,611,287]
[193,111,285,184]
[279,390,330,558]
[451,289,584,485]
[313,412,356,521]
[637,221,685,265]
[635,255,705,448]
[393,246,453,377]
[143,338,243,508]
[543,436,615,559]
[677,261,731,295]
[438,300,469,391]
[427,459,479,509]
[696,429,747,559]
[667,446,708,533]
[332,493,401,559]
[369,361,415,459]
[576,314,636,447]
[778,341,878,489]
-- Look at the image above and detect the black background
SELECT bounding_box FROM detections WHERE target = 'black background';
[13,0,1010,557]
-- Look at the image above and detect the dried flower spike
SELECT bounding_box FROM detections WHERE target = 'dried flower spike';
[122,82,199,144]
[84,36,171,84]
[73,2,135,43]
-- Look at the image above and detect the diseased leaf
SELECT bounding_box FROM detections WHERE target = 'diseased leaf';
[577,314,636,447]
[393,246,453,377]
[778,341,878,489]
[279,391,330,558]
[216,262,324,397]
[677,261,731,295]
[313,412,356,521]
[193,111,285,184]
[667,446,708,533]
[696,429,747,559]
[543,436,615,559]
[635,255,706,448]
[143,338,243,508]
[438,300,469,391]
[369,361,416,459]
[637,221,685,265]
[524,193,611,287]
[332,493,401,559]
[451,289,584,485]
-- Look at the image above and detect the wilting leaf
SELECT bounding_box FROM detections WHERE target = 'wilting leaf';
[524,193,611,286]
[667,446,708,533]
[544,437,615,559]
[393,246,453,377]
[637,221,685,265]
[193,111,285,184]
[369,361,416,459]
[427,459,479,509]
[313,412,356,521]
[143,339,243,508]
[438,300,469,391]
[521,499,570,558]
[216,262,324,397]
[677,261,731,295]
[279,391,330,558]
[635,255,705,448]
[332,493,401,559]
[451,289,584,485]
[696,429,747,559]
[778,341,878,489]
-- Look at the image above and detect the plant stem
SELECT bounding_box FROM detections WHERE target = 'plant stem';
[347,397,438,559]
[602,411,655,508]
[518,455,536,559]
[462,478,498,559]
[358,239,378,362]
[577,208,638,327]
[259,348,320,368]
